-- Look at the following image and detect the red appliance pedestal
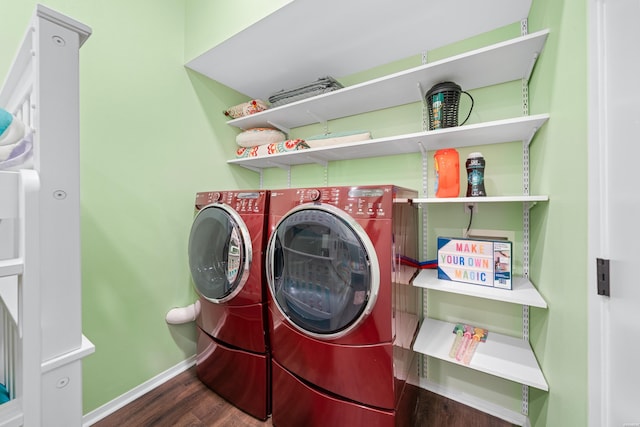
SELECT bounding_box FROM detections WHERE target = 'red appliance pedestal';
[271,359,395,427]
[196,329,270,421]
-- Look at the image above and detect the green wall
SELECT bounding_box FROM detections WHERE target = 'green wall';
[0,0,262,414]
[0,0,588,425]
[528,0,588,425]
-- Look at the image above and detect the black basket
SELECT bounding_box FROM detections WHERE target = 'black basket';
[425,81,474,130]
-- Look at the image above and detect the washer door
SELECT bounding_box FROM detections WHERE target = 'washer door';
[189,204,252,303]
[266,203,380,339]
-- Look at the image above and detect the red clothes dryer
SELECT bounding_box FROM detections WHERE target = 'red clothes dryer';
[266,185,419,427]
[188,190,270,420]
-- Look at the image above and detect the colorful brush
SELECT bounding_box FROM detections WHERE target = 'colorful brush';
[462,327,487,365]
[455,324,473,361]
[449,323,466,358]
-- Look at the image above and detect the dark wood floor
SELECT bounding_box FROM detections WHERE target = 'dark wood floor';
[92,366,516,427]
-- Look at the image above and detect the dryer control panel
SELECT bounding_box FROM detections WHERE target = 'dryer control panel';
[285,185,405,218]
[195,190,268,213]
[270,185,416,218]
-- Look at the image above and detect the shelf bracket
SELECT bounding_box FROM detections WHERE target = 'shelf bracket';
[525,126,538,147]
[523,127,539,147]
[240,164,263,174]
[304,154,328,168]
[525,52,539,82]
[421,51,430,131]
[267,120,291,135]
[306,110,329,134]
[266,160,291,171]
[417,82,427,107]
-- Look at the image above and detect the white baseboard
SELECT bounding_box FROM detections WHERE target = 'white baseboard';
[82,356,196,426]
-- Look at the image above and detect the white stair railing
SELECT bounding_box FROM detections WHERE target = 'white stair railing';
[0,169,41,426]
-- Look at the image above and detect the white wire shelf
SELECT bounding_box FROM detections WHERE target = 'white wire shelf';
[228,114,549,171]
[412,269,547,308]
[413,317,548,391]
[221,30,548,129]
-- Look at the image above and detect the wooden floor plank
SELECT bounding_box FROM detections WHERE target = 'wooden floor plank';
[91,367,515,426]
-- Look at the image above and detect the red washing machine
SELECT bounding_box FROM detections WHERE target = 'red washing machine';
[265,185,419,427]
[188,190,270,420]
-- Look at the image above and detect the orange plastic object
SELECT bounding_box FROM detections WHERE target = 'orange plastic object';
[434,148,460,198]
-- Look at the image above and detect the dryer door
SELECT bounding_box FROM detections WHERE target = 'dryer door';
[266,203,380,339]
[189,204,252,303]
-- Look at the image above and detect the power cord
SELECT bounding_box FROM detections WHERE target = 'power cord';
[465,205,474,237]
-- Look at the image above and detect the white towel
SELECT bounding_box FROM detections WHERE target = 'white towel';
[0,114,25,146]
[0,140,19,161]
[0,132,33,170]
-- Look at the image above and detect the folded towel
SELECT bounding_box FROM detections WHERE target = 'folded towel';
[0,109,11,133]
[0,131,33,170]
[0,383,9,404]
[268,77,343,107]
[236,139,309,158]
[305,131,371,148]
[0,108,26,146]
[0,140,19,161]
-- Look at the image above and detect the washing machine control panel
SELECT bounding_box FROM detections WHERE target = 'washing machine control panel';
[195,191,267,213]
[296,187,338,204]
[308,188,321,201]
[345,189,388,218]
[195,191,221,208]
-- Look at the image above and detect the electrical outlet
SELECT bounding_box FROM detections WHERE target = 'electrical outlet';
[464,202,477,214]
[464,229,515,242]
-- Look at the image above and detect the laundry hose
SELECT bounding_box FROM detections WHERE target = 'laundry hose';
[165,300,200,324]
